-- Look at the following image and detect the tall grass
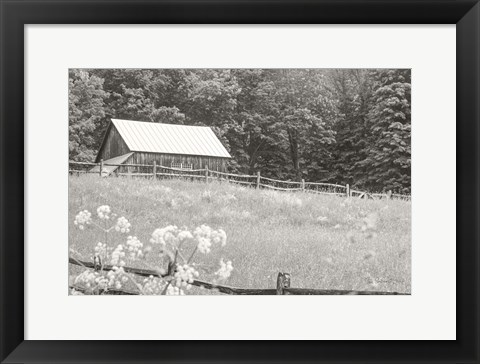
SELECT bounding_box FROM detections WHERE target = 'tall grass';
[69,175,411,294]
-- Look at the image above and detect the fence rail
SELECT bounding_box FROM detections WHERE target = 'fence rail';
[68,160,411,201]
[69,257,408,296]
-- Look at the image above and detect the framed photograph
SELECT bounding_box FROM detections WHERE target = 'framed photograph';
[1,0,478,363]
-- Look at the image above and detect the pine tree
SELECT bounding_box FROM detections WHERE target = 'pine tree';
[362,69,411,193]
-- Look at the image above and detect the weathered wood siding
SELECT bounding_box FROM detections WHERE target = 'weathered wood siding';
[114,152,227,173]
[96,125,130,162]
[130,152,227,172]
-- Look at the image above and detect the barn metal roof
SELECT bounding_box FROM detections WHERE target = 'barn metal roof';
[111,119,232,158]
[90,152,134,176]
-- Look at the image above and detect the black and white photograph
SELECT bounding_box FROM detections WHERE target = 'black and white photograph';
[68,68,411,296]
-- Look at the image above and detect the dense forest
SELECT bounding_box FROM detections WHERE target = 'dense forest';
[69,69,411,193]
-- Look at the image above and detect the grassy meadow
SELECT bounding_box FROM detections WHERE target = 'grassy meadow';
[69,175,411,294]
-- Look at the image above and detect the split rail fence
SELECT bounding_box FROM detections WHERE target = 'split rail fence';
[69,256,408,295]
[69,160,411,201]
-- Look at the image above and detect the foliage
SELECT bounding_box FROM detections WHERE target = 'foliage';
[362,70,411,193]
[69,175,411,294]
[69,68,411,192]
[71,203,232,295]
[68,70,108,161]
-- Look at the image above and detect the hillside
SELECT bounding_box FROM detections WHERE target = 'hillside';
[69,175,411,294]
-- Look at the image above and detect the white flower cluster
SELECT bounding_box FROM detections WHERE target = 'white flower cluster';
[166,285,185,296]
[126,236,143,260]
[70,288,84,295]
[149,225,193,248]
[193,225,227,254]
[110,244,126,267]
[142,275,166,295]
[74,210,92,230]
[361,213,378,231]
[142,275,186,295]
[74,269,108,290]
[215,259,233,280]
[173,264,199,290]
[97,205,111,220]
[115,216,131,233]
[75,266,127,292]
[94,242,107,258]
[106,266,127,290]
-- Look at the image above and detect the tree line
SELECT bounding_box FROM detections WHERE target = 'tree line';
[69,68,411,193]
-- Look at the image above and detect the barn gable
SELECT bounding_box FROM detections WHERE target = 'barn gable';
[95,123,131,162]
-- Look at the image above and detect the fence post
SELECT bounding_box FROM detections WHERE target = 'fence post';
[346,183,350,197]
[99,159,103,178]
[276,272,291,295]
[283,273,291,295]
[301,179,305,192]
[256,171,261,189]
[205,165,209,183]
[152,161,157,180]
[93,255,101,271]
[276,273,285,295]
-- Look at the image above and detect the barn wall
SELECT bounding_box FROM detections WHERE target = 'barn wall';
[96,125,130,162]
[127,152,228,172]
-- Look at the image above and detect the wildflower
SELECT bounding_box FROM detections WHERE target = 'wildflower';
[197,237,212,254]
[193,225,227,253]
[97,205,111,220]
[322,257,333,264]
[150,225,179,248]
[126,236,143,259]
[223,193,237,202]
[177,230,194,243]
[74,269,97,287]
[110,244,126,266]
[167,285,185,296]
[74,210,92,229]
[173,264,199,289]
[74,269,108,291]
[142,276,167,295]
[201,190,214,203]
[241,211,251,219]
[94,242,107,258]
[361,213,378,231]
[366,273,379,288]
[94,275,109,290]
[107,266,126,289]
[215,259,233,280]
[115,217,131,233]
[293,198,303,208]
[211,229,227,247]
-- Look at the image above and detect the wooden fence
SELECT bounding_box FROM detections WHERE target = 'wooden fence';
[69,256,408,295]
[69,160,411,201]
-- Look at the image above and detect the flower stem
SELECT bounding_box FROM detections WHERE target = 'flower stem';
[186,246,198,264]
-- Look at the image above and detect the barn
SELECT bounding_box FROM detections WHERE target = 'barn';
[93,119,232,175]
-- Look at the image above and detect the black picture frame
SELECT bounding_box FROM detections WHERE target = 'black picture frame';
[1,1,478,363]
